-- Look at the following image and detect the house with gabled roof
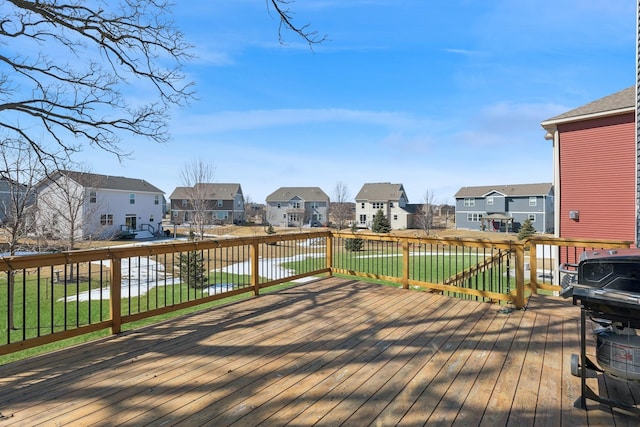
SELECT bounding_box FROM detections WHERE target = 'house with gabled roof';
[169,183,245,225]
[265,187,329,227]
[541,86,635,243]
[454,183,554,233]
[354,183,414,230]
[35,170,164,241]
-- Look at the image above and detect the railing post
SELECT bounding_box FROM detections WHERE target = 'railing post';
[402,240,410,289]
[326,233,333,276]
[529,239,538,294]
[251,242,260,296]
[110,255,122,334]
[514,243,526,309]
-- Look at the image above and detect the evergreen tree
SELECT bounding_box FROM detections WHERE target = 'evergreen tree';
[345,223,364,251]
[371,209,391,233]
[518,218,537,240]
[179,231,208,288]
[179,250,208,288]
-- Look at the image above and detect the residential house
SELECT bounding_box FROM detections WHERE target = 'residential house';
[454,183,554,233]
[265,187,329,227]
[0,177,32,227]
[541,86,635,243]
[35,170,164,240]
[354,183,414,230]
[169,183,245,225]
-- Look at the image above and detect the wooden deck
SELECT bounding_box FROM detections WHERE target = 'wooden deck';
[0,277,639,426]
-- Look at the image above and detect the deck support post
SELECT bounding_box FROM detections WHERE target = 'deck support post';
[529,240,538,294]
[402,240,410,289]
[110,256,122,334]
[514,243,526,309]
[251,242,260,296]
[326,234,333,276]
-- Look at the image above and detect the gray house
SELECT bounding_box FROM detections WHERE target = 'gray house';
[265,187,329,227]
[454,183,554,233]
[169,183,245,225]
[0,177,33,227]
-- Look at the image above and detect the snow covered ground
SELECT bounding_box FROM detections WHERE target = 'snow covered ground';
[59,252,323,302]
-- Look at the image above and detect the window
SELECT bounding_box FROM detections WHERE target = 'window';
[311,202,319,209]
[289,213,301,222]
[216,211,229,220]
[89,190,97,203]
[390,202,394,208]
[528,214,536,222]
[172,211,178,218]
[529,197,537,206]
[467,213,483,222]
[129,193,135,205]
[361,203,365,209]
[487,197,493,206]
[277,203,281,208]
[154,195,160,205]
[181,199,187,207]
[291,201,301,209]
[359,214,367,224]
[100,214,113,226]
[217,200,223,207]
[393,215,398,220]
[464,198,475,207]
[372,202,384,209]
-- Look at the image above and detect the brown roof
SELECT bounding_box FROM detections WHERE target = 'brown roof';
[169,183,242,200]
[355,183,407,202]
[541,86,635,128]
[454,183,553,198]
[57,170,163,193]
[265,187,329,203]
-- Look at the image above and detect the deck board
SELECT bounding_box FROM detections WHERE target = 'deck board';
[0,278,639,426]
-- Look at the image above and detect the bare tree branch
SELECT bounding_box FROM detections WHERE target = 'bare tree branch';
[268,0,326,46]
[0,0,195,165]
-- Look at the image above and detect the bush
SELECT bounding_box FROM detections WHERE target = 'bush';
[345,223,363,251]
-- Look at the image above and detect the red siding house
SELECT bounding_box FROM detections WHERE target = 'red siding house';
[541,86,636,244]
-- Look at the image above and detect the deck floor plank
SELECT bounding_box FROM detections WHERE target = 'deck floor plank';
[0,279,639,426]
[293,299,490,426]
[138,283,425,426]
[450,307,525,426]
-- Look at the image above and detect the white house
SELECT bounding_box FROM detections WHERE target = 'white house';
[354,183,414,230]
[36,170,164,241]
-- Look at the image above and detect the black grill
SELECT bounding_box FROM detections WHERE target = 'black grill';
[561,248,640,415]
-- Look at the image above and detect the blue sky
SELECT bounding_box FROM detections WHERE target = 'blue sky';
[78,0,635,205]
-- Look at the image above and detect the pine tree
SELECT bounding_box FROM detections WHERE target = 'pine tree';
[345,223,364,251]
[179,250,208,288]
[518,218,536,240]
[371,209,391,233]
[179,231,208,288]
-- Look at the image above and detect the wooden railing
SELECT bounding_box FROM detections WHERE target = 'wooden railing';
[0,231,632,357]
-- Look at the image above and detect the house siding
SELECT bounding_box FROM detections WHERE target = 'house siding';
[265,188,330,228]
[558,113,635,241]
[454,184,554,233]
